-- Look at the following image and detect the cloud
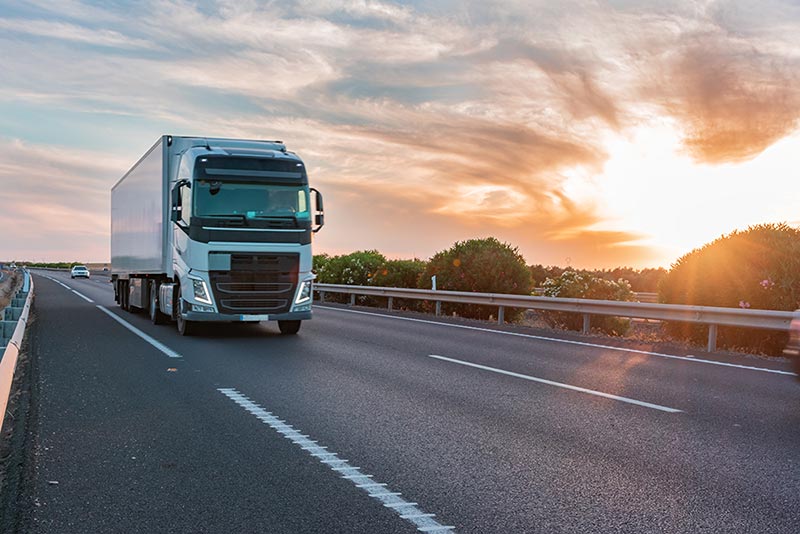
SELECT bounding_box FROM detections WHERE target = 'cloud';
[620,1,800,164]
[0,18,156,49]
[0,139,122,261]
[644,32,800,164]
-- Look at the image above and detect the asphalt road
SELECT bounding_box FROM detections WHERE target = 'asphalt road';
[7,271,800,533]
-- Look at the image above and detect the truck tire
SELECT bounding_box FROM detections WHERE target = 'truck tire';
[794,354,800,382]
[278,320,301,335]
[120,280,130,311]
[149,281,168,325]
[176,306,196,336]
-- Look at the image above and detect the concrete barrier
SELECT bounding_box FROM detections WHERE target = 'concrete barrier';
[0,271,34,433]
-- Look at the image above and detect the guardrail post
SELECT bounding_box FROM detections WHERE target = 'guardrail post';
[498,306,504,325]
[582,314,591,334]
[319,291,325,303]
[435,301,441,316]
[707,324,718,352]
[388,296,393,311]
[349,294,356,306]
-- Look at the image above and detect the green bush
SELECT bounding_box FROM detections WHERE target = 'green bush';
[529,264,567,288]
[315,250,386,285]
[541,270,634,335]
[370,259,427,310]
[594,267,666,293]
[370,259,426,288]
[312,253,331,275]
[420,237,532,322]
[659,224,800,354]
[315,250,387,304]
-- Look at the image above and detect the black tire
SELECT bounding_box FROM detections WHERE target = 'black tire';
[794,354,800,382]
[149,281,168,325]
[278,320,301,335]
[120,281,130,311]
[176,304,196,336]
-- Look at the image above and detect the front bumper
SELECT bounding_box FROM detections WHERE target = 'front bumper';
[182,310,312,322]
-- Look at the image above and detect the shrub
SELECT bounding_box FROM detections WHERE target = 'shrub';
[315,250,386,286]
[594,267,667,292]
[315,250,387,304]
[529,264,567,288]
[370,259,427,310]
[420,237,532,322]
[541,270,634,335]
[370,259,426,288]
[312,253,331,275]
[659,223,800,354]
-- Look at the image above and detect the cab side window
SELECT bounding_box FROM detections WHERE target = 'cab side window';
[180,184,192,224]
[178,156,192,225]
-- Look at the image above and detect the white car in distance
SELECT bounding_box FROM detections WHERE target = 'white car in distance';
[70,265,91,279]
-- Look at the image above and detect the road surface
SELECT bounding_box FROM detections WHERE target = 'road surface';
[4,271,799,533]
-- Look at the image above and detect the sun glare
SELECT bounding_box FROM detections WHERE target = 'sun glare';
[592,121,800,266]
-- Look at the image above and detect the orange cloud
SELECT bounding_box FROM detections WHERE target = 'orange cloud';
[644,31,800,164]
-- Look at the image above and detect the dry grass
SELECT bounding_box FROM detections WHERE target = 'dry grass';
[0,271,22,312]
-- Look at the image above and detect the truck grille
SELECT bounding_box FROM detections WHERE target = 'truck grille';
[209,253,299,315]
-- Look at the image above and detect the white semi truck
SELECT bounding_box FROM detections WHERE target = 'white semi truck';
[111,135,324,335]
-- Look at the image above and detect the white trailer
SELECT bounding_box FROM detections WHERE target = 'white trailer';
[111,135,324,335]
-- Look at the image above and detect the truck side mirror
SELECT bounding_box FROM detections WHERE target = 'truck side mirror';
[170,180,189,223]
[310,188,324,233]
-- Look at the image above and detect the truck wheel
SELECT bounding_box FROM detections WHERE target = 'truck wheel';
[149,281,168,325]
[794,354,800,382]
[120,281,130,311]
[176,306,196,336]
[278,320,301,335]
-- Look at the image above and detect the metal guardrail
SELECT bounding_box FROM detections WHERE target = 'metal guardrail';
[315,283,797,352]
[1,270,34,432]
[533,288,658,303]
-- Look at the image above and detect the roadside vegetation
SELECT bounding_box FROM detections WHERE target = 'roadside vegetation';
[314,227,800,355]
[540,271,635,335]
[659,223,800,355]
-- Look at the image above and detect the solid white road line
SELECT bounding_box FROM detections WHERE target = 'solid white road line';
[218,388,455,533]
[428,354,683,413]
[316,306,796,377]
[96,306,182,358]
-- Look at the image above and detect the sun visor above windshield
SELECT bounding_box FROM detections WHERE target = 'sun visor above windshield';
[193,155,308,185]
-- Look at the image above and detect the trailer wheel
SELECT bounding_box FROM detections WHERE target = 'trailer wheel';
[120,280,130,311]
[149,281,168,325]
[278,320,301,335]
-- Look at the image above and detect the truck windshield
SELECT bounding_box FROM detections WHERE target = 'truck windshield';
[194,182,310,219]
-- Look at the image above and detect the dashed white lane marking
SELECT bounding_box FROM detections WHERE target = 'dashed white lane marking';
[70,289,94,303]
[40,275,95,303]
[218,388,455,533]
[316,306,796,377]
[96,306,182,358]
[428,354,683,413]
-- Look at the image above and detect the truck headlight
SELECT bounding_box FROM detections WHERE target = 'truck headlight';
[295,280,312,304]
[191,278,212,305]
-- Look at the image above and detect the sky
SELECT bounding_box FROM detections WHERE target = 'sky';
[0,0,799,268]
